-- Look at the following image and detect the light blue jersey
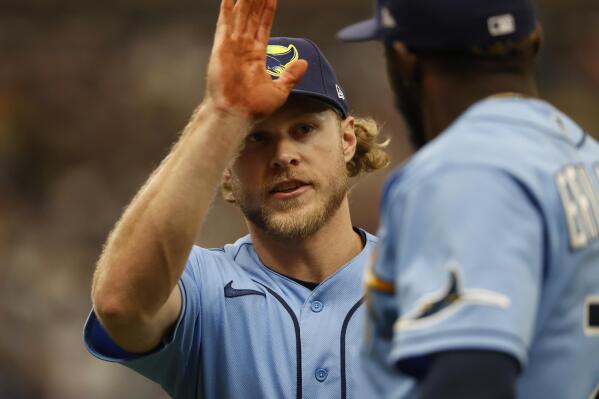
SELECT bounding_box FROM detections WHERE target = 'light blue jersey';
[365,97,599,399]
[85,230,415,399]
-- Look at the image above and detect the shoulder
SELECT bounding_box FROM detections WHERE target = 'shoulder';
[188,235,253,263]
[185,235,260,284]
[383,98,578,207]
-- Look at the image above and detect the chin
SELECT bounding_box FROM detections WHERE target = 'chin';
[239,172,348,240]
[262,203,326,240]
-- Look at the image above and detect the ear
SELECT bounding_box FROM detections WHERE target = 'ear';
[533,23,543,55]
[221,168,237,203]
[341,116,357,163]
[386,41,419,85]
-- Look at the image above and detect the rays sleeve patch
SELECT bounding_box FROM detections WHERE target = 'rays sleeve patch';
[395,262,511,332]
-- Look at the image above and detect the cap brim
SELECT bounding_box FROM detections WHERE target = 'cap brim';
[289,90,348,118]
[336,19,381,42]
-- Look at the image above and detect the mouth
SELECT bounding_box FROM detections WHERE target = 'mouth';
[269,179,311,199]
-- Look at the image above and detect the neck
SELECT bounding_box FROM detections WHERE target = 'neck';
[247,198,363,283]
[422,72,538,140]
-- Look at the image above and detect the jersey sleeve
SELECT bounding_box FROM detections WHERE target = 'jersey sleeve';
[83,249,205,399]
[384,166,544,373]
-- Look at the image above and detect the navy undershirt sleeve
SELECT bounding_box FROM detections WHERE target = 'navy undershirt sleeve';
[413,350,519,399]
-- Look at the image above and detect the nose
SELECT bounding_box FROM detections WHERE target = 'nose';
[269,139,300,169]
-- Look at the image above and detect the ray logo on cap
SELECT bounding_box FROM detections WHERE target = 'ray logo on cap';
[265,37,349,118]
[266,44,299,78]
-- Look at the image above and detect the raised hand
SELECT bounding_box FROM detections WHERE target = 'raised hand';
[205,0,308,119]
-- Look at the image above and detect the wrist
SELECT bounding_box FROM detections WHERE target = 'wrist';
[186,99,253,137]
[181,99,255,154]
[200,97,255,123]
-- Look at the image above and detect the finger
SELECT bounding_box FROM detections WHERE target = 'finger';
[256,0,276,43]
[217,0,234,30]
[274,59,308,94]
[233,0,257,34]
[247,0,267,37]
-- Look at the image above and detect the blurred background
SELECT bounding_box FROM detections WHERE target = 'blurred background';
[1,0,598,398]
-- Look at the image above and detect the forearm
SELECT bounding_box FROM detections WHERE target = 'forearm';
[92,101,250,342]
[90,0,305,352]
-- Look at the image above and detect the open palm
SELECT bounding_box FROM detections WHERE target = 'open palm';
[206,0,308,118]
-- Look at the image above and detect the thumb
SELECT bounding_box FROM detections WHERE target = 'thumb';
[274,59,309,94]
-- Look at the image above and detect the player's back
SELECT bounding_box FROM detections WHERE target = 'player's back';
[509,101,599,399]
[428,97,599,398]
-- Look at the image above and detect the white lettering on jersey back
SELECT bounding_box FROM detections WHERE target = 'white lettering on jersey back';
[576,165,599,238]
[555,165,599,250]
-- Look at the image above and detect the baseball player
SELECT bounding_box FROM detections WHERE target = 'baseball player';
[339,0,599,398]
[83,0,411,398]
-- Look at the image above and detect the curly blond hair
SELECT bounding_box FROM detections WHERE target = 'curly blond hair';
[221,116,390,203]
[346,116,390,177]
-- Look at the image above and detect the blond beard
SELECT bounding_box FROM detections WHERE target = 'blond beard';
[231,158,349,240]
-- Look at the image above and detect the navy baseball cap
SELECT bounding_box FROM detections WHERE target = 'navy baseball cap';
[267,37,349,118]
[337,0,537,50]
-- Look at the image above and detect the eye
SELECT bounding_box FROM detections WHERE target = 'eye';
[247,131,267,143]
[295,124,314,136]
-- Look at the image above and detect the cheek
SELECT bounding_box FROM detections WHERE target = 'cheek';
[312,130,344,158]
[229,171,260,204]
[317,145,347,180]
[232,169,260,193]
[233,153,264,180]
[230,163,259,197]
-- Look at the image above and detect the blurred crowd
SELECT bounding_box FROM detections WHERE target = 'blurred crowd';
[1,1,598,398]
